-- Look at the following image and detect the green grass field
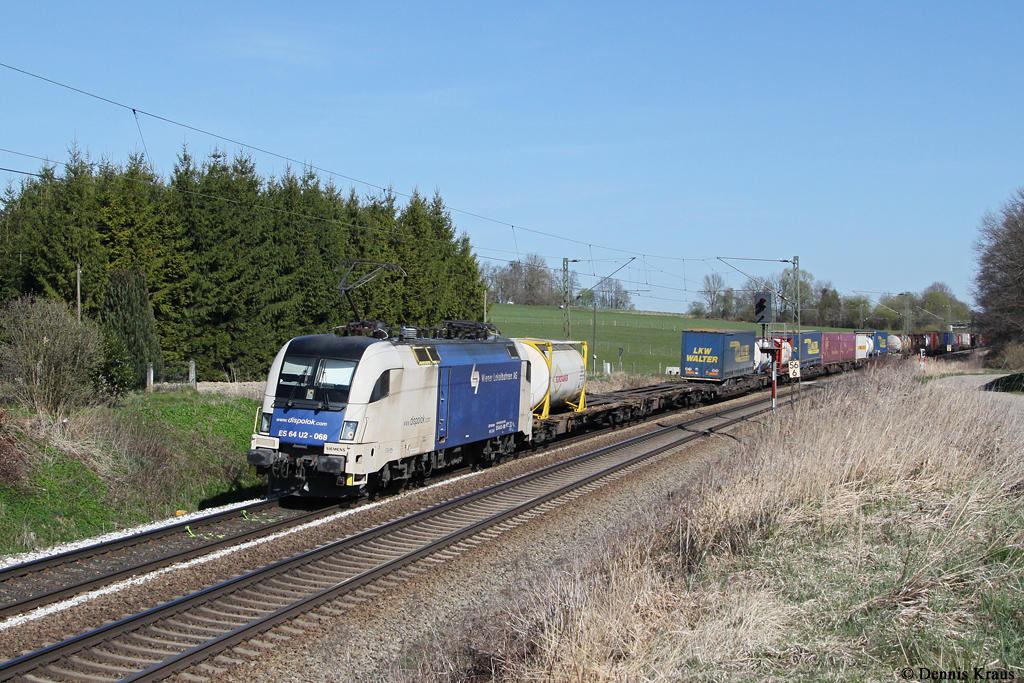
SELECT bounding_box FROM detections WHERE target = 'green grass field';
[0,392,262,555]
[486,303,857,376]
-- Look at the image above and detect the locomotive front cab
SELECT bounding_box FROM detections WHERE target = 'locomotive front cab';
[248,334,390,496]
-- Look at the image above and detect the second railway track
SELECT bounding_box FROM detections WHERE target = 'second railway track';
[0,501,347,621]
[0,389,800,683]
[0,378,804,623]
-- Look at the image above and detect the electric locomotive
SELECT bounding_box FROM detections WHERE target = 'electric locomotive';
[246,325,587,498]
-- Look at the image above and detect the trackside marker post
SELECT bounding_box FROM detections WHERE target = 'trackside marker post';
[771,351,777,410]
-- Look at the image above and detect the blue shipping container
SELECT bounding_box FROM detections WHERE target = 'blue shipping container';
[681,330,756,380]
[875,331,889,355]
[795,331,822,367]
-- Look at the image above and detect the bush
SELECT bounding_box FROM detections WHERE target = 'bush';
[986,341,1024,371]
[0,295,103,413]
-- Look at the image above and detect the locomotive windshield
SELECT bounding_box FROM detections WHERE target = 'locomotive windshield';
[275,355,356,409]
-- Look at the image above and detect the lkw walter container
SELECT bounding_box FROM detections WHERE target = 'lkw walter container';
[796,331,822,367]
[681,330,756,380]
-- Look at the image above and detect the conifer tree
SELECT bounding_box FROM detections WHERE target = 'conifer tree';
[101,269,164,388]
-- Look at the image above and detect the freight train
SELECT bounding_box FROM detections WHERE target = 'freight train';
[247,322,979,499]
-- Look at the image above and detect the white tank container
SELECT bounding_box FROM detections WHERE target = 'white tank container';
[754,344,767,371]
[777,340,792,365]
[755,341,791,369]
[889,335,903,353]
[856,334,872,359]
[514,340,586,412]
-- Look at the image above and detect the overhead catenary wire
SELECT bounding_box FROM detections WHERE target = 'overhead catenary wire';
[0,144,711,303]
[3,65,894,313]
[0,61,715,268]
[0,158,660,296]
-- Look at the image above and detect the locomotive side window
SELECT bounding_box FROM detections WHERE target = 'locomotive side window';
[412,347,441,365]
[370,370,390,403]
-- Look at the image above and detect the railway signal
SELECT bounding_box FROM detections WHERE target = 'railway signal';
[754,291,773,323]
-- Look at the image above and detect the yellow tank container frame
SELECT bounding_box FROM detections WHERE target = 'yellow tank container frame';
[514,338,587,420]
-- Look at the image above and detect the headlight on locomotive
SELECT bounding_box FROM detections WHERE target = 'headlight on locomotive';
[340,421,358,441]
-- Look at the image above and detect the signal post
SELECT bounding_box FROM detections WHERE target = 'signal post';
[754,291,779,410]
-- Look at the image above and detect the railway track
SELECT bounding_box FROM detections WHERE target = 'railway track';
[0,500,345,621]
[0,381,769,625]
[0,390,798,683]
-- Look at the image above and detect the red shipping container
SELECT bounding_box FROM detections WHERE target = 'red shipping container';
[822,332,856,365]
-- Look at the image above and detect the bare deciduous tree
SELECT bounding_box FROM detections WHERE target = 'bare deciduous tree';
[974,189,1024,345]
[698,273,727,318]
[482,254,561,306]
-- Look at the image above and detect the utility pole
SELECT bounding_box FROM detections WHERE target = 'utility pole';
[793,255,800,333]
[583,257,634,373]
[794,255,800,396]
[563,258,579,339]
[904,294,911,337]
[483,287,488,323]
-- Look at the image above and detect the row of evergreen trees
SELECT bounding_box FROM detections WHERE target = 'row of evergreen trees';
[1,146,485,380]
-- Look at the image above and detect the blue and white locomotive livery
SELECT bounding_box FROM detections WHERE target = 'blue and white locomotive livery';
[247,331,585,497]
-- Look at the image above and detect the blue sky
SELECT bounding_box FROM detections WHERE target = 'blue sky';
[3,2,1022,313]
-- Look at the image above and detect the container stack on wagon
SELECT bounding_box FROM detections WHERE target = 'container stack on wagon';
[906,330,977,356]
[680,330,756,381]
[821,332,859,371]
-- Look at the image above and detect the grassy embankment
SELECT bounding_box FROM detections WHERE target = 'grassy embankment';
[0,391,262,555]
[488,303,856,376]
[396,364,1024,682]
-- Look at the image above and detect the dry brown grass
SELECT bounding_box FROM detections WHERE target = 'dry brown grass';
[0,407,26,487]
[196,381,264,401]
[396,365,1024,682]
